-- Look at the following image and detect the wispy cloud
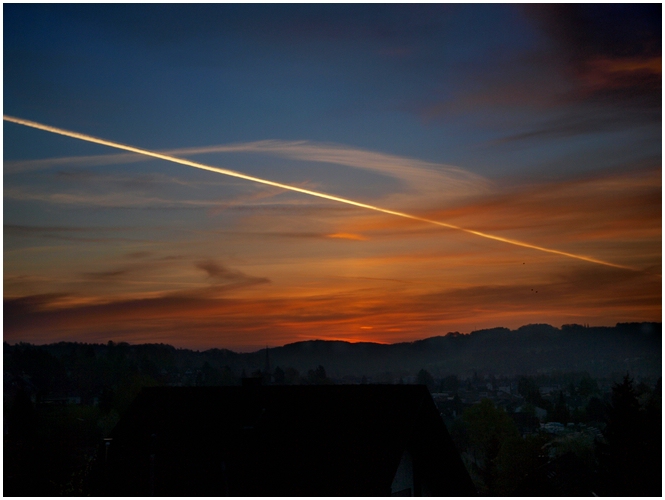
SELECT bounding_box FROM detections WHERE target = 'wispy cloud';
[423,166,661,242]
[4,152,147,173]
[4,257,659,349]
[182,140,488,196]
[4,186,226,209]
[5,139,490,208]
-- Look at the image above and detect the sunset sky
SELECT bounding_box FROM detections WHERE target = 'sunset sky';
[4,4,661,351]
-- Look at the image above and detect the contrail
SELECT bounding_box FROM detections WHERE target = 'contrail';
[4,115,634,270]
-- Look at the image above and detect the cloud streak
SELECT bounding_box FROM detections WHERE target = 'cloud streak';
[4,186,230,209]
[5,139,488,211]
[4,115,634,270]
[4,259,659,349]
[176,140,489,201]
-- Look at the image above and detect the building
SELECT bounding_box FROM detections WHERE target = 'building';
[92,385,475,496]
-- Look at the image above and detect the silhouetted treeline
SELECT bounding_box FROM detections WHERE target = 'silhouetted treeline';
[448,375,662,495]
[3,322,660,414]
[5,323,660,389]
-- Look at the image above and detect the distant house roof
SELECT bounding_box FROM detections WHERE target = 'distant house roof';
[94,385,475,496]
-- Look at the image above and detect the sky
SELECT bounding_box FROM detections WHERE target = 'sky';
[3,4,661,351]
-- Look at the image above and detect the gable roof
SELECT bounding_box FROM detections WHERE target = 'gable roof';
[96,385,475,496]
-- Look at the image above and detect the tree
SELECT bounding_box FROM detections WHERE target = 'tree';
[597,374,661,496]
[6,382,36,441]
[416,369,435,392]
[494,434,549,495]
[517,377,541,405]
[273,366,285,385]
[585,397,606,423]
[199,362,223,386]
[577,375,599,398]
[307,365,330,385]
[284,367,300,385]
[462,399,520,494]
[548,391,570,424]
[439,374,460,392]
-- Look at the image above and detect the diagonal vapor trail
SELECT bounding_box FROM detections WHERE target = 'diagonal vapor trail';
[4,115,634,270]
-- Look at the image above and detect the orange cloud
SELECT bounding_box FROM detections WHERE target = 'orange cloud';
[576,56,662,98]
[326,233,368,241]
[4,256,659,351]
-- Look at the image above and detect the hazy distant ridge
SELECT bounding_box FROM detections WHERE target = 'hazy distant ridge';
[255,323,661,378]
[13,322,659,379]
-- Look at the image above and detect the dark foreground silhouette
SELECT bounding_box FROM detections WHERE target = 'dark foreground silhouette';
[3,323,660,495]
[88,384,476,496]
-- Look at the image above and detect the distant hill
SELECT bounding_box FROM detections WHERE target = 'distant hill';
[6,322,660,380]
[247,322,661,379]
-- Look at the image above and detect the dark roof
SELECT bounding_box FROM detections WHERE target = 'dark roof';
[95,385,475,496]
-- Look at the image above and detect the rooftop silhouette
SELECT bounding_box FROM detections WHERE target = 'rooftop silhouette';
[92,385,476,496]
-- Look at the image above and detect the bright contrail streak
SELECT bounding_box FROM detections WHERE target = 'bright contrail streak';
[4,115,633,270]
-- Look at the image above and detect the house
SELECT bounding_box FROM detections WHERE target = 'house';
[92,385,476,496]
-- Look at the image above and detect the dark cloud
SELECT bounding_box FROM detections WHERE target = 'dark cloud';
[419,4,660,142]
[524,4,661,106]
[54,170,171,190]
[493,105,661,145]
[412,264,660,319]
[158,255,186,261]
[125,251,153,259]
[4,293,70,317]
[4,224,141,244]
[195,260,270,287]
[524,4,661,64]
[82,268,132,281]
[79,257,263,284]
[81,257,177,282]
[3,283,273,342]
[5,224,89,234]
[550,264,660,296]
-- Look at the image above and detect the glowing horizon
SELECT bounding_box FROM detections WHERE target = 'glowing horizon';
[3,115,634,271]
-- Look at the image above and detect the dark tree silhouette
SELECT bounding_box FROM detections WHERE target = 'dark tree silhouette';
[439,374,460,392]
[462,399,521,494]
[6,382,36,441]
[585,397,606,423]
[273,366,285,384]
[548,391,570,424]
[578,374,600,397]
[597,374,662,496]
[416,369,435,392]
[307,365,330,385]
